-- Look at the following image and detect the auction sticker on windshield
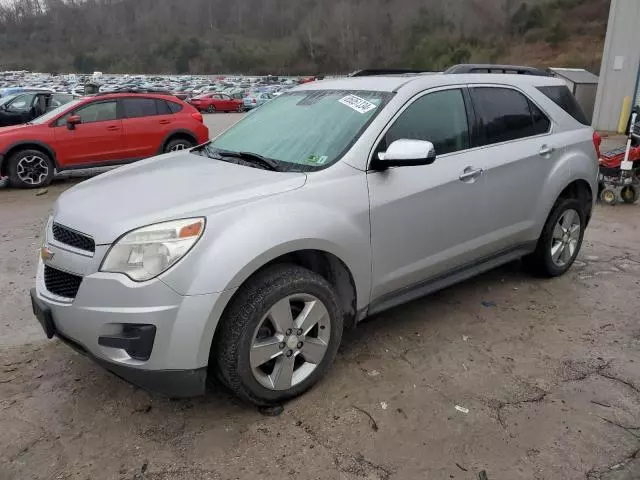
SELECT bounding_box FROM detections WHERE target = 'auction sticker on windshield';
[339,94,377,114]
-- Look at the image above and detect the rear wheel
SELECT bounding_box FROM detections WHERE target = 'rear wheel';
[214,264,344,406]
[7,149,54,189]
[236,105,245,113]
[526,198,585,277]
[621,185,639,204]
[164,138,194,153]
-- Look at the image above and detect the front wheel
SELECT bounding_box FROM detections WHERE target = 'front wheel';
[526,198,586,277]
[214,264,344,406]
[207,105,216,113]
[7,149,54,189]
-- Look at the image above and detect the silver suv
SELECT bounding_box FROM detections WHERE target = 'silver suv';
[31,73,598,405]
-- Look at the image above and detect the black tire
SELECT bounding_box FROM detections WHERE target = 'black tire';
[621,185,639,204]
[525,198,586,277]
[164,137,195,153]
[214,264,344,406]
[207,105,216,113]
[7,149,54,189]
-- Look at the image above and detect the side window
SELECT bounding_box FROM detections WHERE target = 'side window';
[122,98,158,119]
[7,93,36,112]
[156,99,171,115]
[212,94,221,99]
[166,101,183,114]
[385,89,470,156]
[537,85,590,125]
[471,87,537,145]
[530,101,551,134]
[57,101,117,125]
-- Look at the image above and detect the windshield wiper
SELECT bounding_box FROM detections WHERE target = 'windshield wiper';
[200,145,281,172]
[217,150,281,172]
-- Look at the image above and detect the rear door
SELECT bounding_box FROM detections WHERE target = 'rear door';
[467,85,554,252]
[53,99,123,167]
[119,97,167,158]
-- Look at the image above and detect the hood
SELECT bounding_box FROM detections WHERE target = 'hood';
[53,152,307,244]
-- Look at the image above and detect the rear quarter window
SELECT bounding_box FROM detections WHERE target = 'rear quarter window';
[537,85,590,125]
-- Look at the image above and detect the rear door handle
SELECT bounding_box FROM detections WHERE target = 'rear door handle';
[159,120,171,125]
[459,167,484,182]
[106,126,120,131]
[539,145,555,156]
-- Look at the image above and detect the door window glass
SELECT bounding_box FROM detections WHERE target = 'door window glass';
[530,101,551,135]
[71,101,117,124]
[7,93,36,112]
[471,87,537,145]
[122,98,157,119]
[385,89,470,155]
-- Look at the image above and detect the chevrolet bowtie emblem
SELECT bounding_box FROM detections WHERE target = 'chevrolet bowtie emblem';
[40,246,54,261]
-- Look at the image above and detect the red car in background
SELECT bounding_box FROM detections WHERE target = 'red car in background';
[0,93,209,188]
[189,93,244,113]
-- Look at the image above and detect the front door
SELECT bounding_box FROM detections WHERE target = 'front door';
[53,99,124,167]
[0,93,37,126]
[368,88,488,302]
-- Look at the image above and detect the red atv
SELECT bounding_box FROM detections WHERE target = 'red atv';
[598,112,640,205]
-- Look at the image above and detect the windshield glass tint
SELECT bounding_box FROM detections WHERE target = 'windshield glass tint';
[31,98,83,124]
[210,90,391,170]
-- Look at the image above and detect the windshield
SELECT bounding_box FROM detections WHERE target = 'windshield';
[31,98,84,124]
[0,94,19,107]
[209,90,391,171]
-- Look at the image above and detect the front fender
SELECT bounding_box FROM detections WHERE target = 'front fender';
[162,197,372,310]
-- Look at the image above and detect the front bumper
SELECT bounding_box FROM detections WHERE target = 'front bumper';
[32,249,236,397]
[31,287,207,397]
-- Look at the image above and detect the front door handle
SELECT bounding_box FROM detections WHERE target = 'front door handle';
[106,125,120,131]
[539,145,555,156]
[459,167,484,182]
[159,119,171,125]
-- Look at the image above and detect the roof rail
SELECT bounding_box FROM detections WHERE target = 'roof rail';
[444,64,552,77]
[348,69,432,77]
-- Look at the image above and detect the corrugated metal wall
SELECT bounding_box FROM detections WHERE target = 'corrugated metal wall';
[592,0,640,131]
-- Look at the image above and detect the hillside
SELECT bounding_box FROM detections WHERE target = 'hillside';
[0,0,610,74]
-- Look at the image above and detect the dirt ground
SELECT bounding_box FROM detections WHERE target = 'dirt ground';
[1,124,640,480]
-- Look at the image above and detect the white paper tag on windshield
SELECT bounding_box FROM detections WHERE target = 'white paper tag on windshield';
[339,95,377,114]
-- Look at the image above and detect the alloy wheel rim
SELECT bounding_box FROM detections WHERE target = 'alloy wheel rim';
[170,143,189,151]
[550,208,581,267]
[16,155,49,185]
[250,294,331,391]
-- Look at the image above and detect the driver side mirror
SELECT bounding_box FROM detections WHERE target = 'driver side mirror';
[66,115,81,130]
[374,139,437,169]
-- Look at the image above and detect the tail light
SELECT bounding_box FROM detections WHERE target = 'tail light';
[191,112,203,123]
[252,99,256,104]
[593,131,602,159]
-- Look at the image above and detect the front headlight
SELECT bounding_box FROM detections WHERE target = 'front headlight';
[100,218,205,282]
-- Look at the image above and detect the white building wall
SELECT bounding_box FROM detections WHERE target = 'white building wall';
[592,0,640,131]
